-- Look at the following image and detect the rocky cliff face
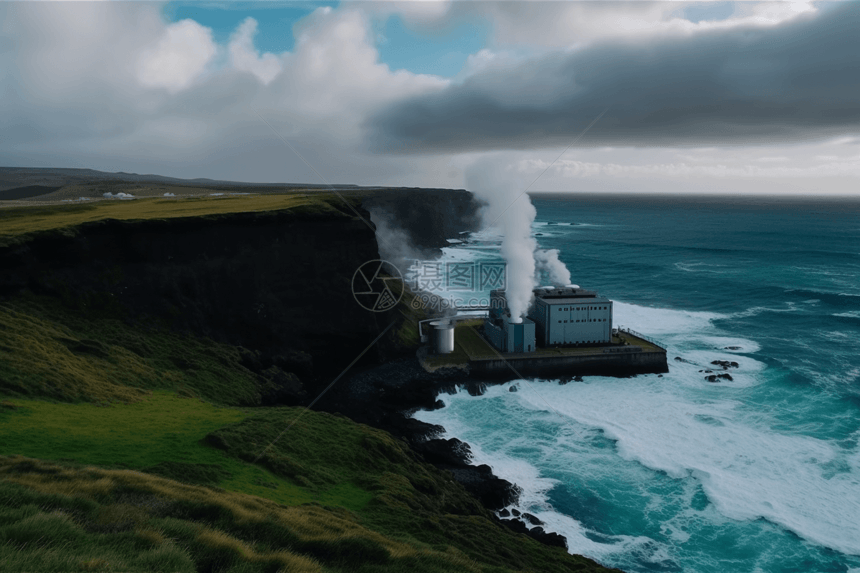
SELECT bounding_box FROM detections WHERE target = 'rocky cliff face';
[0,191,481,399]
[0,204,387,394]
[363,188,484,254]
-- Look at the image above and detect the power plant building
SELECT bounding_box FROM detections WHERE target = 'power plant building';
[485,286,613,352]
[530,286,613,345]
[485,316,536,353]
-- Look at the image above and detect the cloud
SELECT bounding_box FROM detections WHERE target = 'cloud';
[137,19,217,93]
[0,2,449,184]
[369,3,860,153]
[473,1,818,47]
[228,17,283,85]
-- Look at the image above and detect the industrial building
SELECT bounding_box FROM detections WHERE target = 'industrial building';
[530,286,613,345]
[485,286,613,352]
[484,315,536,353]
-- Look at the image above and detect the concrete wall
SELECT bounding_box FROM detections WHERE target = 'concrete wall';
[485,320,506,351]
[485,317,536,353]
[469,350,667,380]
[504,319,535,353]
[532,299,613,345]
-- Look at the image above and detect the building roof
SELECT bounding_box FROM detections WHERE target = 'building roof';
[491,288,612,305]
[534,286,599,298]
[537,296,611,305]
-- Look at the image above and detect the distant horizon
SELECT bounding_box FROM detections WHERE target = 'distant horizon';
[4,165,860,200]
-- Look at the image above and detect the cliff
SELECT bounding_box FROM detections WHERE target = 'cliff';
[0,190,620,573]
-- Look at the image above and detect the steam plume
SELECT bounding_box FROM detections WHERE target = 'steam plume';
[466,160,541,323]
[535,248,571,286]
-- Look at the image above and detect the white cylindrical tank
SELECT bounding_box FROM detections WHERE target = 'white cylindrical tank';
[430,320,455,354]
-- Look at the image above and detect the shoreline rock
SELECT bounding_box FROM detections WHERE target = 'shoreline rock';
[318,357,565,549]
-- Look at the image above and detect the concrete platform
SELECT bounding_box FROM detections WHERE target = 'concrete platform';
[421,320,668,380]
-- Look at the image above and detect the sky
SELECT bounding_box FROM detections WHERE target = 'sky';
[1,0,859,195]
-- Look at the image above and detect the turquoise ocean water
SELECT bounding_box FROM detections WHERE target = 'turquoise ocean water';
[413,194,860,573]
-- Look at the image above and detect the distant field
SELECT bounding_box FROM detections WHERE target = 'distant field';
[0,193,347,238]
[0,185,62,200]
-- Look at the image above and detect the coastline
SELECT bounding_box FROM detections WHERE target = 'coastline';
[320,355,571,550]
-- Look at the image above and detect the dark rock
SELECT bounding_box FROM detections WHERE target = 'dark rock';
[522,512,544,526]
[363,189,482,255]
[259,367,306,405]
[466,382,488,396]
[724,346,742,350]
[501,518,529,534]
[706,375,719,383]
[658,374,663,378]
[509,385,518,392]
[511,508,521,517]
[448,465,521,510]
[711,360,739,370]
[674,356,684,362]
[413,438,473,467]
[527,527,568,549]
[397,418,445,442]
[573,375,583,382]
[718,373,734,381]
[498,508,511,517]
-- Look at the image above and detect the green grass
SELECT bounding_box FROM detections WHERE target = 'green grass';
[0,392,372,512]
[0,413,618,572]
[205,410,618,573]
[0,296,267,405]
[0,193,351,242]
[0,220,619,572]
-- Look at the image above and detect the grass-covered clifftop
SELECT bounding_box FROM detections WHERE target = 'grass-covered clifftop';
[0,193,619,572]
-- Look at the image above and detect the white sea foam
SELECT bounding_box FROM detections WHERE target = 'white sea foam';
[834,311,860,319]
[414,298,860,564]
[422,388,662,564]
[612,301,723,337]
[674,262,729,274]
[513,383,860,555]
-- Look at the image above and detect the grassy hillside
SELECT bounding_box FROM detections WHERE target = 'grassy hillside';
[0,198,618,572]
[0,296,617,572]
[0,296,265,405]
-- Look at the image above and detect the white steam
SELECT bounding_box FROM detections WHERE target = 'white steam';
[466,159,570,323]
[535,248,571,286]
[368,207,431,271]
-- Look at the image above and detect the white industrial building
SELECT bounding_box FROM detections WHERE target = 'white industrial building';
[530,286,613,345]
[485,286,613,352]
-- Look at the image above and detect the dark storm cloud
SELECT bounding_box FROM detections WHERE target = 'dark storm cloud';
[369,3,860,152]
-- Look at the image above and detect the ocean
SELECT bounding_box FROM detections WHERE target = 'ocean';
[412,194,860,573]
